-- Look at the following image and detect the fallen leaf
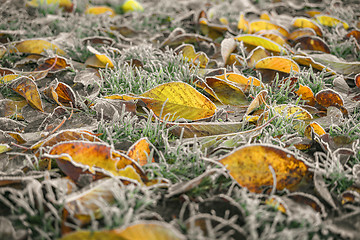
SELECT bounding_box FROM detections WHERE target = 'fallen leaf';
[85,45,114,68]
[221,38,237,65]
[10,76,44,112]
[218,144,308,193]
[310,53,360,75]
[292,36,330,53]
[43,81,76,107]
[255,56,300,73]
[249,20,289,37]
[295,84,316,106]
[175,44,208,68]
[139,82,216,121]
[246,46,270,68]
[292,17,323,36]
[315,89,344,108]
[127,137,155,166]
[235,34,288,54]
[304,122,326,140]
[292,55,336,74]
[26,0,74,11]
[315,15,349,29]
[10,39,65,56]
[245,89,267,115]
[237,13,249,32]
[195,77,248,106]
[288,28,317,41]
[85,6,116,17]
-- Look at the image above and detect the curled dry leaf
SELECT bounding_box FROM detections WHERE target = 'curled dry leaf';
[245,89,267,115]
[234,34,288,54]
[287,192,327,218]
[34,56,72,73]
[292,55,336,74]
[246,46,270,68]
[309,53,360,75]
[175,44,209,68]
[85,45,114,68]
[195,77,248,106]
[10,76,44,112]
[304,122,326,140]
[255,56,300,73]
[47,141,147,185]
[354,73,360,89]
[218,144,309,193]
[221,38,237,65]
[43,81,76,107]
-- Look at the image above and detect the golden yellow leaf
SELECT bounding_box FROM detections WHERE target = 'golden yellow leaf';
[288,28,316,41]
[216,73,264,91]
[10,76,44,112]
[247,46,270,68]
[273,104,312,121]
[0,144,11,154]
[127,137,154,166]
[255,56,300,73]
[260,32,286,46]
[249,20,289,37]
[175,44,208,68]
[85,6,116,17]
[237,13,249,32]
[304,122,326,140]
[140,82,216,121]
[245,90,268,115]
[10,39,65,55]
[315,15,349,29]
[85,45,114,68]
[195,77,248,106]
[113,221,186,240]
[234,34,288,54]
[292,18,323,36]
[219,144,308,193]
[295,84,316,106]
[26,0,73,11]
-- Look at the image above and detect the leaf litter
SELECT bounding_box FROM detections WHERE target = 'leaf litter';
[1,0,360,239]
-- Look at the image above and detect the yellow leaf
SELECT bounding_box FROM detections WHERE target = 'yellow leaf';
[315,15,349,29]
[85,6,116,17]
[26,0,73,10]
[249,20,289,37]
[127,137,154,166]
[237,13,249,32]
[10,39,65,56]
[10,76,44,112]
[273,104,312,121]
[219,144,308,193]
[0,144,11,154]
[122,0,144,13]
[292,17,323,36]
[255,56,300,73]
[85,45,114,68]
[175,44,208,68]
[140,82,216,121]
[234,34,288,54]
[295,84,316,106]
[304,122,326,140]
[114,221,186,240]
[216,73,264,90]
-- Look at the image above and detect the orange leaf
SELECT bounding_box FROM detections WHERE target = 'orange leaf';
[127,138,155,166]
[44,81,76,106]
[219,144,308,193]
[255,56,300,73]
[315,89,344,108]
[10,76,44,112]
[355,73,360,89]
[304,122,326,140]
[295,84,316,106]
[85,45,114,68]
[48,141,147,184]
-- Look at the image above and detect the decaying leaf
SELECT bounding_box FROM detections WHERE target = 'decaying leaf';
[219,144,309,193]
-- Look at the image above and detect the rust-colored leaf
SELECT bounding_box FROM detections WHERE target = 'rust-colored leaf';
[315,89,344,108]
[219,144,308,193]
[34,56,71,73]
[355,73,360,89]
[288,28,317,41]
[292,36,330,53]
[10,76,44,112]
[44,81,76,106]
